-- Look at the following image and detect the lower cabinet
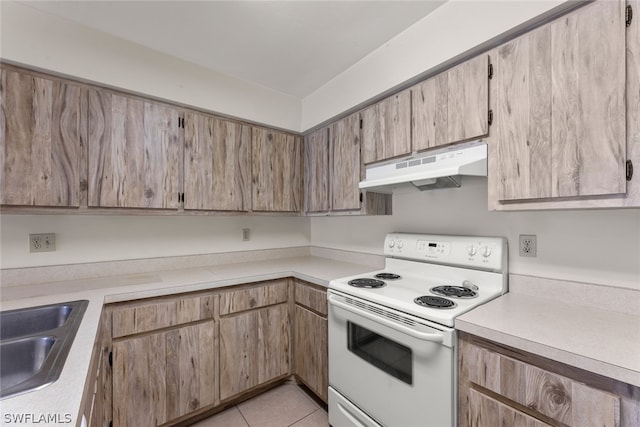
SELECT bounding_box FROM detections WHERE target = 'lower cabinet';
[293,280,328,403]
[112,321,216,427]
[458,332,638,427]
[219,303,290,401]
[98,279,327,427]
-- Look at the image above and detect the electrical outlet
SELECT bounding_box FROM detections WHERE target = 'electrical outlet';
[242,228,250,241]
[29,233,56,253]
[519,234,537,257]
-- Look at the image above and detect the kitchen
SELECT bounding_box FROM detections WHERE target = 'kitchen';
[1,0,639,426]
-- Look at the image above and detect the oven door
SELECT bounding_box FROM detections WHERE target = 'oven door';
[328,291,455,427]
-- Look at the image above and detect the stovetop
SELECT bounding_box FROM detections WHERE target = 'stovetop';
[329,233,508,328]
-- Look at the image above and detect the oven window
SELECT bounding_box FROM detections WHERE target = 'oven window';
[347,321,412,384]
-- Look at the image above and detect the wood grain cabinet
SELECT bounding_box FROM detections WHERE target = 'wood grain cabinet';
[219,280,290,401]
[303,127,331,213]
[108,293,216,427]
[88,88,183,209]
[361,90,411,164]
[184,112,251,211]
[331,112,364,211]
[489,0,630,207]
[1,66,85,207]
[292,280,328,402]
[251,127,302,212]
[458,332,640,427]
[411,54,490,153]
[304,119,391,215]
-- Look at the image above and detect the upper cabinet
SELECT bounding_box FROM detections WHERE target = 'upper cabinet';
[304,127,331,213]
[303,117,391,215]
[331,113,363,211]
[411,55,490,153]
[251,127,302,212]
[489,0,631,208]
[1,67,85,207]
[88,88,183,209]
[184,113,251,211]
[361,90,411,164]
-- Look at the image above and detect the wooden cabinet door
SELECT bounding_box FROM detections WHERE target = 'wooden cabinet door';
[1,68,84,207]
[251,127,302,212]
[184,112,250,211]
[112,321,215,427]
[493,0,626,202]
[294,305,328,402]
[88,89,183,209]
[411,73,448,152]
[361,90,411,164]
[446,54,490,144]
[303,127,330,213]
[219,303,289,401]
[331,113,361,211]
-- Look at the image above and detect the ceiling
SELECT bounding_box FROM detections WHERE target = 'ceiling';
[20,1,446,98]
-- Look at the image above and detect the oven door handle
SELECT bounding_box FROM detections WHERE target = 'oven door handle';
[329,295,444,343]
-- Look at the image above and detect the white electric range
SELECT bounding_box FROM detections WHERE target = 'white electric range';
[327,233,507,427]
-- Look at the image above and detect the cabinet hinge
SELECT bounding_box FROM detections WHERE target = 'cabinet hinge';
[108,351,113,367]
[488,62,493,80]
[488,109,493,126]
[627,5,633,27]
[627,160,633,181]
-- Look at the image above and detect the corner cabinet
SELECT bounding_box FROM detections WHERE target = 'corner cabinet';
[251,127,302,213]
[489,0,636,209]
[458,332,640,427]
[303,127,331,213]
[1,66,86,207]
[88,88,183,209]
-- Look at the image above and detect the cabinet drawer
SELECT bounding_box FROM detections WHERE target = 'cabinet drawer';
[219,279,289,315]
[294,280,327,316]
[468,388,551,427]
[112,294,215,338]
[461,341,620,427]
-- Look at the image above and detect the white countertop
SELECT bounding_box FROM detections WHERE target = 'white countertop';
[0,255,377,426]
[456,281,640,388]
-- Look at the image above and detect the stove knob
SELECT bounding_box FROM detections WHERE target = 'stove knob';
[467,245,477,256]
[482,246,492,257]
[388,240,395,248]
[397,240,404,249]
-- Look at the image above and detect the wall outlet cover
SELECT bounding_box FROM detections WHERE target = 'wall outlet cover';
[30,233,56,253]
[519,234,537,257]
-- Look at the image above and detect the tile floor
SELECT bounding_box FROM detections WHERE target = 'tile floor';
[191,381,329,427]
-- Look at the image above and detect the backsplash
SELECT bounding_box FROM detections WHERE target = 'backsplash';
[310,178,640,290]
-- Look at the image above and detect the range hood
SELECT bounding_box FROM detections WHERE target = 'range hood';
[359,141,487,194]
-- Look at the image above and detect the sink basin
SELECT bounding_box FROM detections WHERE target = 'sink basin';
[0,300,88,399]
[0,336,56,391]
[0,304,73,340]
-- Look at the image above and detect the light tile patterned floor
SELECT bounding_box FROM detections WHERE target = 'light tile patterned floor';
[191,383,329,427]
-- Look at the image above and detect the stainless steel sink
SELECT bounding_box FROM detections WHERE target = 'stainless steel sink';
[0,300,88,399]
[1,304,73,340]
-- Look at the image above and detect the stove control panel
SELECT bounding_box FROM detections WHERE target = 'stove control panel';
[385,233,506,271]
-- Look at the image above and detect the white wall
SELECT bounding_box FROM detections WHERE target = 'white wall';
[301,0,565,130]
[0,215,310,269]
[310,179,640,290]
[0,1,301,131]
